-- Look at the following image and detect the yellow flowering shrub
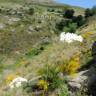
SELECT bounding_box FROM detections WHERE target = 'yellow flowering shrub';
[66,55,80,75]
[6,74,15,84]
[37,80,49,91]
[59,53,80,75]
[82,32,94,39]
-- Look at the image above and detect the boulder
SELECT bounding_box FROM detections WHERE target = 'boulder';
[0,23,5,29]
[67,70,88,91]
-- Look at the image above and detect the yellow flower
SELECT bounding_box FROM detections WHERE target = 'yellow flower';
[6,74,15,83]
[37,80,49,91]
[82,32,94,39]
[66,55,80,75]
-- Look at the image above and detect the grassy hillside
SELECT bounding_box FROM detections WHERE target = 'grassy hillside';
[0,1,96,96]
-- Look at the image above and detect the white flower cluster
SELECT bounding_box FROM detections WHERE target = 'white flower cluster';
[60,32,83,43]
[9,77,28,89]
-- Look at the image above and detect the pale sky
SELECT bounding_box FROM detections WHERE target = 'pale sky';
[56,0,96,8]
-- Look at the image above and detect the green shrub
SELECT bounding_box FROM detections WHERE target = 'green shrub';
[58,84,69,96]
[47,8,55,12]
[25,47,43,58]
[72,15,85,27]
[85,8,93,18]
[28,7,34,15]
[56,20,65,31]
[68,22,77,33]
[25,42,49,58]
[85,6,96,18]
[39,64,63,90]
[91,6,96,15]
[64,23,77,33]
[63,9,75,18]
[56,19,71,31]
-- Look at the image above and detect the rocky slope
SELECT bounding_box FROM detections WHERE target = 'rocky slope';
[0,1,96,96]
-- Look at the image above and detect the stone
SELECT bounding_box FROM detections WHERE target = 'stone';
[28,26,34,32]
[0,23,5,29]
[67,70,88,91]
[68,81,81,89]
[8,17,20,25]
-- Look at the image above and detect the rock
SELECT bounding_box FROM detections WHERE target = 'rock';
[9,77,28,89]
[11,29,16,32]
[8,17,20,25]
[10,18,20,22]
[68,81,81,90]
[34,25,42,31]
[0,23,5,29]
[28,26,34,32]
[67,70,88,91]
[87,67,96,95]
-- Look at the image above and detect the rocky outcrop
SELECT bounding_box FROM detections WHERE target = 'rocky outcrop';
[67,70,88,91]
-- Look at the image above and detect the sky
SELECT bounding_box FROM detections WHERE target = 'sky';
[56,0,96,8]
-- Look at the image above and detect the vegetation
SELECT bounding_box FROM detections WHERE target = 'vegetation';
[63,9,75,18]
[56,9,86,33]
[0,0,96,96]
[39,64,63,90]
[58,84,69,96]
[85,6,96,18]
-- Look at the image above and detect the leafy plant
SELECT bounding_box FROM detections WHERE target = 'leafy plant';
[58,84,69,96]
[63,9,75,18]
[64,23,77,33]
[39,64,63,90]
[25,47,43,58]
[85,8,94,18]
[28,7,34,15]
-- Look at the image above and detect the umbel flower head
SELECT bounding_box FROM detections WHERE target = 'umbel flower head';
[60,32,83,43]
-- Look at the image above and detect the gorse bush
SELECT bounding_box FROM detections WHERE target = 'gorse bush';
[59,53,80,75]
[37,79,49,91]
[82,32,94,39]
[66,54,80,75]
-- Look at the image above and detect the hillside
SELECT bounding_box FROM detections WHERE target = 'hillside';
[0,1,96,96]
